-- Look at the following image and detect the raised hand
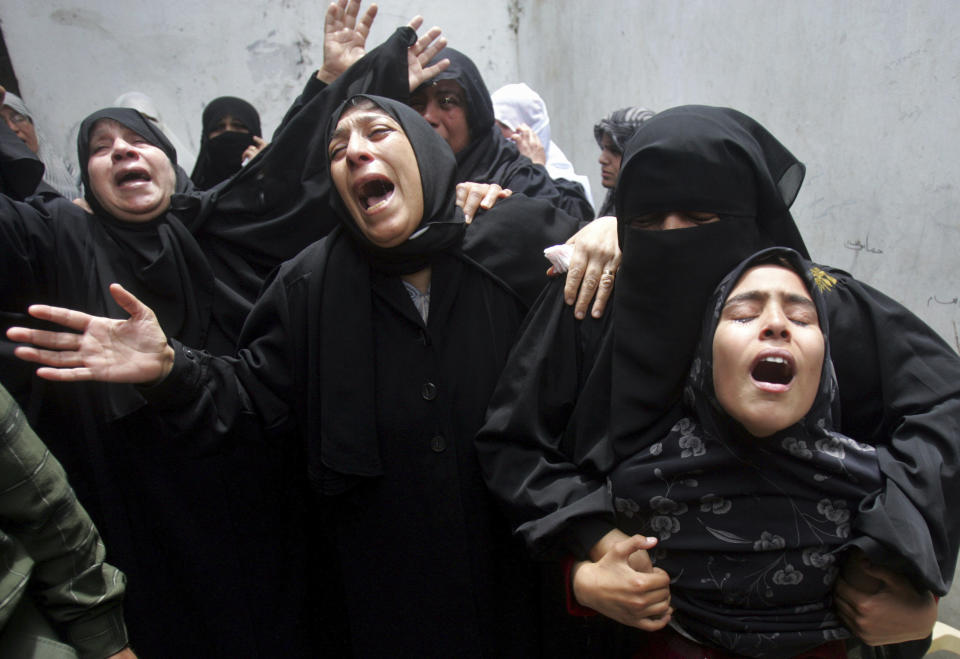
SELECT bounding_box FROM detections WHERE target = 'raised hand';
[406,19,449,92]
[316,0,379,84]
[7,283,175,384]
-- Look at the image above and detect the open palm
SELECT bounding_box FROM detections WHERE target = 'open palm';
[7,284,174,384]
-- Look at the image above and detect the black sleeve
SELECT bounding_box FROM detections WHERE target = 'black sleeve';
[462,195,579,308]
[823,266,960,595]
[476,279,617,559]
[141,260,306,448]
[498,160,595,224]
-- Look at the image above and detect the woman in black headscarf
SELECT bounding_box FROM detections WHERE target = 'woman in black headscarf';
[407,48,595,222]
[608,247,895,657]
[9,93,585,657]
[0,107,312,657]
[190,96,264,190]
[477,105,958,654]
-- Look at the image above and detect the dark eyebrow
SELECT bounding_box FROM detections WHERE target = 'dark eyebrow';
[723,290,815,310]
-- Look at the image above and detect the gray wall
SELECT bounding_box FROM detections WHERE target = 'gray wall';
[3,0,958,629]
[519,0,960,351]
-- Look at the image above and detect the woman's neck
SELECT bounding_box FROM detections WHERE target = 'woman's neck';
[401,266,431,294]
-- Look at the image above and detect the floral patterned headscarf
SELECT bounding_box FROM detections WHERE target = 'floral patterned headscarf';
[609,247,881,657]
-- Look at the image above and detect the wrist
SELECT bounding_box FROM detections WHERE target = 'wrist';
[316,65,341,84]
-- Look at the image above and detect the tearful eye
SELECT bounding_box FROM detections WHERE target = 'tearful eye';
[751,356,794,385]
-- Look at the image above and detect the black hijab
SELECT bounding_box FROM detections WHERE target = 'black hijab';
[607,105,809,462]
[190,96,262,190]
[75,108,242,418]
[316,94,465,490]
[415,48,529,184]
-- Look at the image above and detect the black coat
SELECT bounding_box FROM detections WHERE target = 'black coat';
[146,235,542,657]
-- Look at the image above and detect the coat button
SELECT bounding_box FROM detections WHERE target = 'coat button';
[421,382,438,401]
[430,435,446,453]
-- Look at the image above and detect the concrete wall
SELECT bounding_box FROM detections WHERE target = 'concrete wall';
[0,0,518,173]
[3,0,958,628]
[518,0,960,351]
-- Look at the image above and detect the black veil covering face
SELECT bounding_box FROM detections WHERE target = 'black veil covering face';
[190,96,262,190]
[477,105,812,559]
[609,105,808,464]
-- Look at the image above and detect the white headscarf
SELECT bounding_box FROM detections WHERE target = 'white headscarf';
[3,91,80,198]
[491,83,593,207]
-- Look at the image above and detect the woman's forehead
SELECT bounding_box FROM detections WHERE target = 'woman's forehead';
[89,118,142,141]
[332,106,402,136]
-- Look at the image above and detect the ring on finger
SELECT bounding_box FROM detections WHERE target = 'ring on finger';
[602,268,616,277]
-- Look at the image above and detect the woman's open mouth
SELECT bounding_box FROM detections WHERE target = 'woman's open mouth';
[750,352,795,391]
[356,177,395,211]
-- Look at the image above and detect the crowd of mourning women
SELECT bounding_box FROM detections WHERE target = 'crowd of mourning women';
[1,1,958,657]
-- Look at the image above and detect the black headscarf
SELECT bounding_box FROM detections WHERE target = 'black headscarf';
[190,96,262,190]
[75,107,241,418]
[608,105,809,462]
[316,94,465,489]
[610,247,881,656]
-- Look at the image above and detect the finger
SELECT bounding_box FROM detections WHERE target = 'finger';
[634,610,671,632]
[563,262,584,310]
[591,263,618,318]
[26,304,95,331]
[13,345,85,367]
[7,327,82,351]
[343,0,361,27]
[419,33,447,65]
[109,283,149,319]
[413,26,442,55]
[357,3,377,37]
[573,262,602,320]
[421,57,450,80]
[253,136,267,147]
[480,184,503,209]
[325,2,343,31]
[455,183,469,210]
[461,188,486,224]
[34,366,96,382]
[406,14,423,31]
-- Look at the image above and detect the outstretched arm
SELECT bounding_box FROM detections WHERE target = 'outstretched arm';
[7,283,173,384]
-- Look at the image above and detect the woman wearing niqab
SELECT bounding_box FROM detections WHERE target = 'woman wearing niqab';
[190,96,263,190]
[477,105,960,655]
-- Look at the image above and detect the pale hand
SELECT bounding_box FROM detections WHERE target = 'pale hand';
[573,531,672,630]
[7,283,174,385]
[511,124,546,165]
[552,215,620,319]
[406,20,449,92]
[316,0,379,84]
[455,182,512,224]
[242,136,268,165]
